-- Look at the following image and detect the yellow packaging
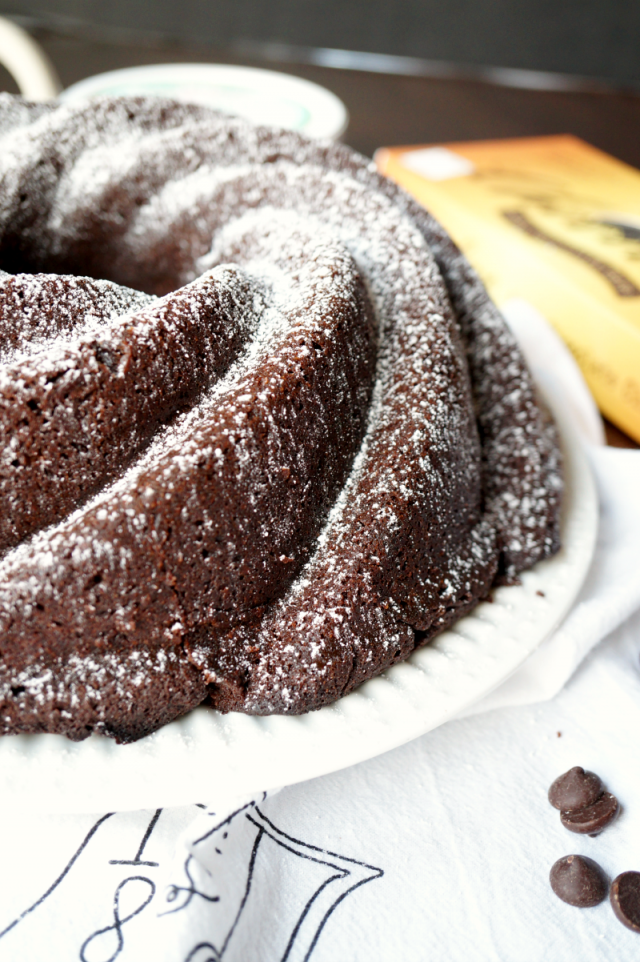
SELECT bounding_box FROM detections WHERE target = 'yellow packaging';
[376,135,640,442]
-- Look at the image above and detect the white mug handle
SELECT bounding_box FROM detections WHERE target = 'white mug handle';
[0,16,61,100]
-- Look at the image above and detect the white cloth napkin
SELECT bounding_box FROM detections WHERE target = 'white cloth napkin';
[467,298,640,715]
[1,309,639,962]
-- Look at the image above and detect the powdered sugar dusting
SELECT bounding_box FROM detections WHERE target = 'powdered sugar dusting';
[0,94,562,740]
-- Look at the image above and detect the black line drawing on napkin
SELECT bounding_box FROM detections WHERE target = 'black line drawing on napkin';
[0,813,114,941]
[109,809,162,867]
[80,875,155,962]
[252,809,383,962]
[0,808,165,960]
[162,854,221,914]
[77,810,165,961]
[174,803,383,962]
[0,800,382,962]
[162,801,258,917]
[184,943,220,962]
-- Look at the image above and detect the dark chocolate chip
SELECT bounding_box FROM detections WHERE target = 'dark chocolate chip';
[548,767,604,812]
[611,872,640,932]
[560,792,619,835]
[549,855,608,907]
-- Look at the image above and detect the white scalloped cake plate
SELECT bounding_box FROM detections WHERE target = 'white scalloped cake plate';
[60,64,349,140]
[0,391,597,814]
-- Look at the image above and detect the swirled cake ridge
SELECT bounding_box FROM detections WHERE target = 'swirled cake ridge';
[0,94,561,741]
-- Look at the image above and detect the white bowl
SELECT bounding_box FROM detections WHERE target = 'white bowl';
[59,63,349,140]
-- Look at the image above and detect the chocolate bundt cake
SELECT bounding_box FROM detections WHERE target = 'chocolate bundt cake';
[0,93,562,742]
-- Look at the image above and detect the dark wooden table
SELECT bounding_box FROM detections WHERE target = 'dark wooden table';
[3,30,639,447]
